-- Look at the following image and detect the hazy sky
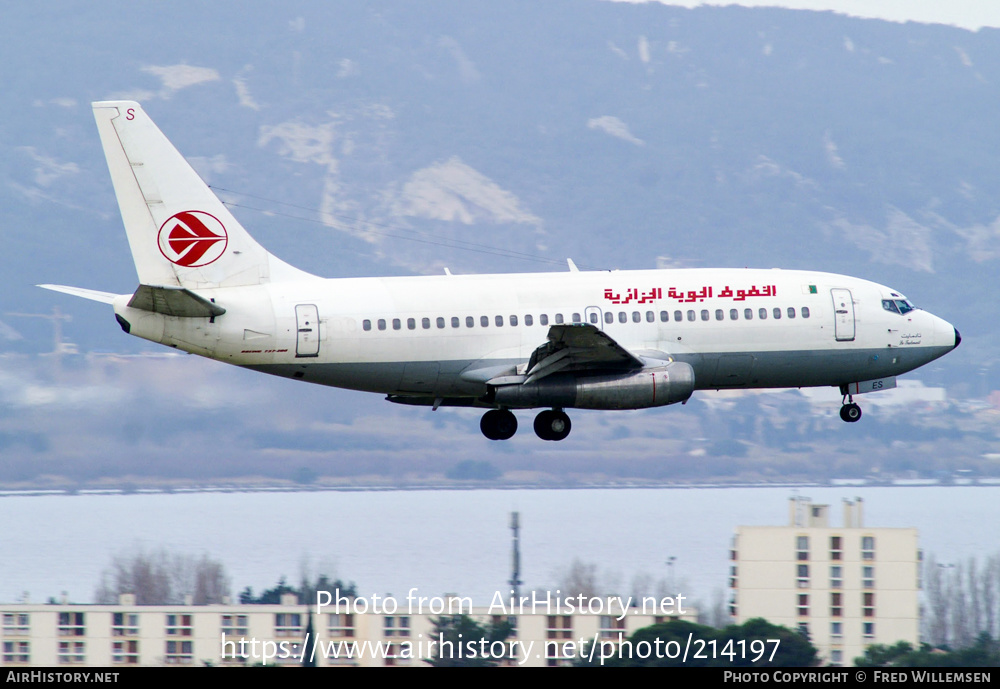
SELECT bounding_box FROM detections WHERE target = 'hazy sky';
[623,1,1000,31]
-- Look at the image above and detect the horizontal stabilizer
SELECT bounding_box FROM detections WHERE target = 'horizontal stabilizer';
[37,284,119,304]
[127,284,226,318]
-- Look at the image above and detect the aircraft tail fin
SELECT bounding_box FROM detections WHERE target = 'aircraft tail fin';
[92,101,312,289]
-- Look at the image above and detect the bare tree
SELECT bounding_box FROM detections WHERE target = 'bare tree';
[629,572,654,602]
[983,555,998,640]
[924,554,950,646]
[192,555,230,605]
[703,588,730,628]
[923,552,1000,649]
[558,559,600,598]
[968,558,982,641]
[94,548,230,605]
[949,561,972,648]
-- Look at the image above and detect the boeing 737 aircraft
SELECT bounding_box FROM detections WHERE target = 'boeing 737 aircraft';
[41,102,960,441]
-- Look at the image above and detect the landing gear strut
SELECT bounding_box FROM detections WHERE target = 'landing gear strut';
[534,409,572,441]
[840,394,862,423]
[480,409,517,440]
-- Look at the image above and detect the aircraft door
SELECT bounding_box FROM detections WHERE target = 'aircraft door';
[295,304,321,357]
[831,288,855,342]
[584,306,604,329]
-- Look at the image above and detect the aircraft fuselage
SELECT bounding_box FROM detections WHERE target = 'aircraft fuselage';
[111,267,958,403]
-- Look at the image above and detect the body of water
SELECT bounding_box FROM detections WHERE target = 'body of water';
[2,486,998,607]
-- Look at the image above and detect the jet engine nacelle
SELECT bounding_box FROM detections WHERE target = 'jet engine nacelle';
[492,362,695,410]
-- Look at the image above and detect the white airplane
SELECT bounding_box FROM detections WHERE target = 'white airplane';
[41,101,960,441]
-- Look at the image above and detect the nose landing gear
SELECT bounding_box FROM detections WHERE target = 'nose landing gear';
[840,394,862,423]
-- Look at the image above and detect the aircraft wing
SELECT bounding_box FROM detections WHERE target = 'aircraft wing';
[524,323,643,383]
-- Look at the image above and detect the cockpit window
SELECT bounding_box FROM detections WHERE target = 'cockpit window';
[882,299,915,315]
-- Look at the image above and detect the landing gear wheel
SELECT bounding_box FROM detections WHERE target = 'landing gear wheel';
[534,409,572,441]
[481,409,517,440]
[840,403,862,423]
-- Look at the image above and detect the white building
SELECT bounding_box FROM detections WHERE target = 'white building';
[1,593,695,667]
[729,497,920,666]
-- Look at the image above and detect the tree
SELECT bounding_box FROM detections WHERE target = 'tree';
[558,559,601,598]
[94,548,230,605]
[923,553,1000,648]
[854,641,915,667]
[425,615,514,667]
[239,574,357,604]
[578,618,818,667]
[856,635,1000,667]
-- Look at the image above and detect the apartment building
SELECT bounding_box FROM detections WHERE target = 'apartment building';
[729,497,920,665]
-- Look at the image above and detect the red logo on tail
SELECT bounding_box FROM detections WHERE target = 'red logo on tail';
[157,211,228,267]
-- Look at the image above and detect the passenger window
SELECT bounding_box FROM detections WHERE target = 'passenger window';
[744,308,753,320]
[605,312,614,324]
[495,315,504,327]
[715,309,724,321]
[393,318,401,330]
[378,319,387,331]
[436,317,445,329]
[687,310,696,322]
[674,310,683,322]
[787,307,796,319]
[422,317,431,329]
[660,311,669,322]
[525,314,533,326]
[555,313,564,324]
[701,310,709,321]
[759,308,767,320]
[466,316,474,328]
[802,307,810,318]
[480,316,489,327]
[646,311,654,323]
[589,312,598,324]
[510,315,518,326]
[730,309,738,320]
[451,317,460,328]
[363,319,372,331]
[540,314,549,326]
[572,313,582,323]
[407,318,416,330]
[773,307,781,320]
[619,312,627,323]
[632,311,641,323]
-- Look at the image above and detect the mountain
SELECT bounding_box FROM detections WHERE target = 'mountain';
[0,1,995,482]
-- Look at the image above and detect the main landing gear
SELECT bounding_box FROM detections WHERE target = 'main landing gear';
[480,408,573,441]
[840,394,862,423]
[533,409,572,441]
[480,409,517,440]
